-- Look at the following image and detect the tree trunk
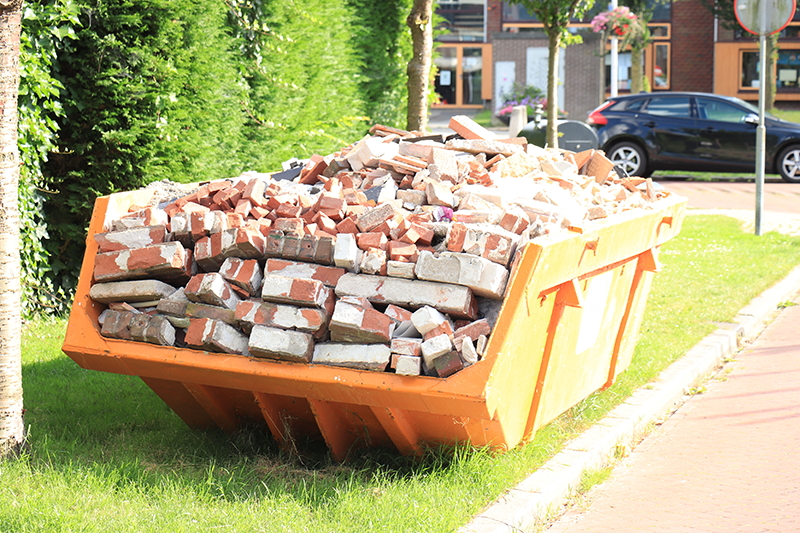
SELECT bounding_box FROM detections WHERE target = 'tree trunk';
[0,0,24,459]
[546,29,561,149]
[630,45,644,94]
[766,33,778,112]
[406,0,433,133]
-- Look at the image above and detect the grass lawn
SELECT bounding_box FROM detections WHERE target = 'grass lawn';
[6,214,800,532]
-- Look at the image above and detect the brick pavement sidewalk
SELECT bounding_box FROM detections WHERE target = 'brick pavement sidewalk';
[546,296,800,532]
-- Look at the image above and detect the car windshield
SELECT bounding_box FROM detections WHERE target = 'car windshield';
[730,96,777,120]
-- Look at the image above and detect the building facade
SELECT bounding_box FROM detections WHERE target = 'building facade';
[433,0,798,121]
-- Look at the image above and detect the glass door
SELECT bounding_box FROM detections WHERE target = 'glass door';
[434,47,458,106]
[434,44,488,107]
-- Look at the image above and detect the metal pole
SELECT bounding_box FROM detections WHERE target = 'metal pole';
[610,0,618,97]
[755,27,766,235]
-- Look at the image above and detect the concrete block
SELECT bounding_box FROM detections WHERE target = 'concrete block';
[249,325,315,362]
[312,343,391,371]
[334,233,359,270]
[90,279,177,304]
[335,273,478,319]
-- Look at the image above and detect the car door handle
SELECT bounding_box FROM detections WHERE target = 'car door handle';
[702,127,717,133]
[642,121,656,127]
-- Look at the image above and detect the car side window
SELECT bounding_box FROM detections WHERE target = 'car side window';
[625,99,645,112]
[644,97,692,117]
[695,98,748,123]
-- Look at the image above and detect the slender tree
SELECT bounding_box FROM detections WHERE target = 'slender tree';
[509,0,594,148]
[406,0,433,132]
[0,0,24,458]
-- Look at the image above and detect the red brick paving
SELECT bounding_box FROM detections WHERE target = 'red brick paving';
[658,179,800,213]
[547,297,800,532]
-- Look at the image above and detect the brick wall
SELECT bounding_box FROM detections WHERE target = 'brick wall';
[492,32,603,121]
[486,0,502,40]
[671,0,715,92]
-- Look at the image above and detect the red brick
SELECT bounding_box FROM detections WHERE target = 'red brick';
[335,217,359,235]
[385,304,413,324]
[357,232,388,251]
[387,240,417,261]
[274,217,304,235]
[447,223,468,252]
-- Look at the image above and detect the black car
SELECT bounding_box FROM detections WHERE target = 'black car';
[586,91,800,183]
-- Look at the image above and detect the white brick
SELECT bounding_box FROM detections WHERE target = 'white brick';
[312,343,391,371]
[386,260,416,279]
[395,355,422,376]
[335,273,477,319]
[249,325,314,362]
[420,334,453,367]
[334,233,359,270]
[415,250,509,299]
[410,306,448,335]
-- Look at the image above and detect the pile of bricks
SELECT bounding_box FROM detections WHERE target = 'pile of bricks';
[89,115,669,378]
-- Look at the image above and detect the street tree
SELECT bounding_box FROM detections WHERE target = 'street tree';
[0,0,24,458]
[508,0,595,147]
[406,0,433,132]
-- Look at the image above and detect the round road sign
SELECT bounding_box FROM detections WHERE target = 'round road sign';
[735,0,796,35]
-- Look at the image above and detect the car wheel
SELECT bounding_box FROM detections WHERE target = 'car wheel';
[607,142,651,178]
[778,145,800,183]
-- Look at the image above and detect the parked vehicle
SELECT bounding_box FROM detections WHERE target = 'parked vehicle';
[586,91,800,183]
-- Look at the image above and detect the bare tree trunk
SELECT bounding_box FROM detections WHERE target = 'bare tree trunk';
[546,29,561,149]
[406,0,433,133]
[0,0,24,459]
[630,46,644,94]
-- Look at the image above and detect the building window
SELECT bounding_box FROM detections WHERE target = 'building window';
[740,51,760,89]
[654,43,670,89]
[436,0,485,42]
[777,50,800,89]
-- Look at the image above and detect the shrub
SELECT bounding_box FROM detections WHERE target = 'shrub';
[496,83,544,119]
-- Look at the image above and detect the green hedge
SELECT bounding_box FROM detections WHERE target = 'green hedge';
[22,0,411,314]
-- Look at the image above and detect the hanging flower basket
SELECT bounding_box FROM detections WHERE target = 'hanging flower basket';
[591,6,638,38]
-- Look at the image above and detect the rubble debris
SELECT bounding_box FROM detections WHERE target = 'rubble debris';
[88,115,672,379]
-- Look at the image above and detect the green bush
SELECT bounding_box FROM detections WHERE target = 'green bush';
[32,0,410,308]
[44,0,247,297]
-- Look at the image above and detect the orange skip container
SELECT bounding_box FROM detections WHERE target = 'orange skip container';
[63,189,687,460]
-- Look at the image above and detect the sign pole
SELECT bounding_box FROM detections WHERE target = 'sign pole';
[755,31,766,236]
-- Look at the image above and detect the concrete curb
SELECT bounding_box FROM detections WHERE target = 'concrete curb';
[460,264,800,533]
